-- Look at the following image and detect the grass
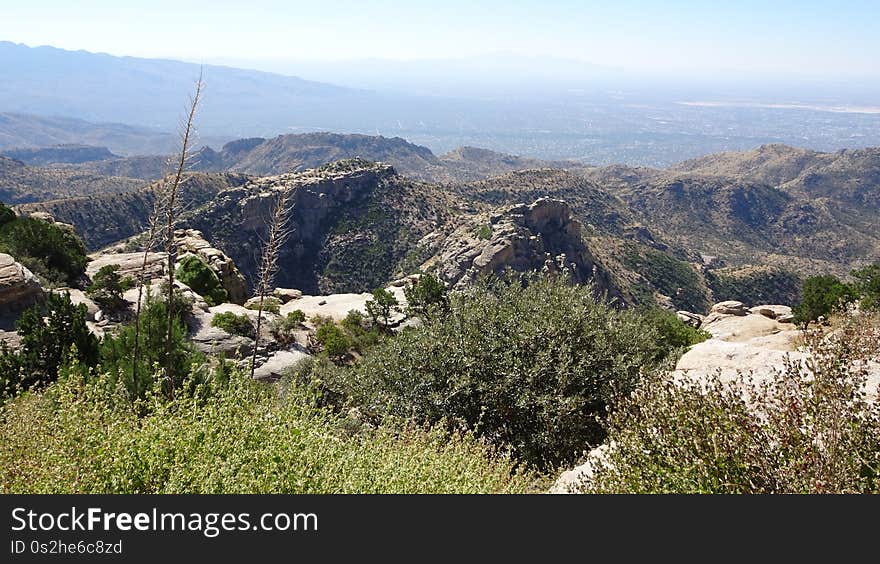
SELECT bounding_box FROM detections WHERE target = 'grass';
[0,370,535,494]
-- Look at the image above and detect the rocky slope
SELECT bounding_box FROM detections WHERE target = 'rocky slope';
[0,155,143,204]
[1,144,118,166]
[183,159,462,294]
[422,198,622,299]
[16,172,250,250]
[582,146,880,277]
[0,253,43,314]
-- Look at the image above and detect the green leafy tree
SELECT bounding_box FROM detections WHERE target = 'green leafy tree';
[100,292,204,401]
[0,292,99,395]
[340,309,380,353]
[316,323,350,360]
[319,275,680,469]
[210,311,255,338]
[793,275,855,326]
[851,263,880,311]
[365,288,399,328]
[175,255,228,306]
[403,273,449,320]
[637,308,710,355]
[0,217,87,286]
[86,264,128,314]
[0,203,15,227]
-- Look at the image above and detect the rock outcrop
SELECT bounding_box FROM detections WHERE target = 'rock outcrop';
[0,253,44,313]
[673,302,805,385]
[87,230,247,304]
[174,229,248,304]
[185,159,453,294]
[553,301,807,494]
[425,198,620,297]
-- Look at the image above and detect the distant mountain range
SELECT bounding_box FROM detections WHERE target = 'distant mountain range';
[0,41,496,146]
[0,112,201,155]
[6,41,880,165]
[6,131,579,185]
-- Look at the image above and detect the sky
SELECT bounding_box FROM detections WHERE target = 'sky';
[1,0,879,79]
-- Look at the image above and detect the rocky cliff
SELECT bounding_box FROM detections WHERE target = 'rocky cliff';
[184,159,460,294]
[424,198,621,298]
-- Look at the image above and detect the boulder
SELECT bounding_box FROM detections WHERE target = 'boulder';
[710,300,748,316]
[61,288,99,320]
[273,288,303,303]
[427,198,620,299]
[252,346,311,381]
[748,305,793,319]
[27,211,55,223]
[0,253,44,313]
[87,252,165,281]
[278,286,408,324]
[676,310,704,328]
[550,444,612,494]
[188,309,255,357]
[676,312,806,387]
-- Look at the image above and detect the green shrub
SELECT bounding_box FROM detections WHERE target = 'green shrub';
[316,323,350,360]
[270,310,306,345]
[0,203,15,227]
[624,246,709,312]
[340,309,380,353]
[0,371,534,493]
[286,309,306,325]
[86,264,127,313]
[0,292,99,399]
[404,273,449,320]
[0,216,87,286]
[341,309,367,332]
[365,288,399,328]
[638,308,710,354]
[793,274,855,326]
[309,313,333,328]
[474,224,492,240]
[318,275,679,469]
[175,255,227,306]
[246,296,280,314]
[586,312,880,493]
[99,291,204,401]
[852,263,880,311]
[211,311,254,338]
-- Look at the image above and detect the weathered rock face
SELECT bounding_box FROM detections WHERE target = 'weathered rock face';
[676,310,704,328]
[174,229,248,304]
[425,198,620,297]
[88,230,247,304]
[86,252,165,281]
[676,306,806,386]
[0,253,44,313]
[185,162,385,292]
[184,159,453,295]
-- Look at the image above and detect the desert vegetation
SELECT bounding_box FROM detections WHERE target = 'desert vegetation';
[584,311,880,493]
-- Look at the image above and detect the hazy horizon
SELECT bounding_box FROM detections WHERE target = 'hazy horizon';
[2,1,880,83]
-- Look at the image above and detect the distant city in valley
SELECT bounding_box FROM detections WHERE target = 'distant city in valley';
[2,41,879,167]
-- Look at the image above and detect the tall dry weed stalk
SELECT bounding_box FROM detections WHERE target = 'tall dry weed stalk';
[249,186,295,379]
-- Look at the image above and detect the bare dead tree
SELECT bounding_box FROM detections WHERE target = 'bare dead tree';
[130,176,170,394]
[249,186,295,380]
[163,71,204,395]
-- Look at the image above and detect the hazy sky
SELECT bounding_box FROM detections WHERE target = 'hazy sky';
[2,0,878,79]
